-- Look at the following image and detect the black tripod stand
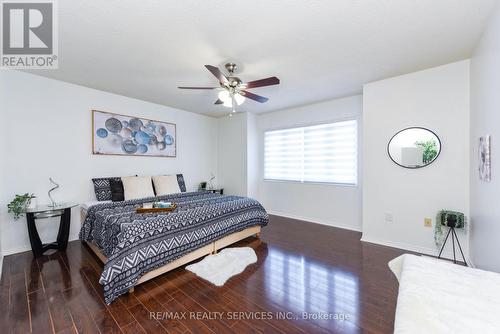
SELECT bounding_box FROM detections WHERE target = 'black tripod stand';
[437,226,467,266]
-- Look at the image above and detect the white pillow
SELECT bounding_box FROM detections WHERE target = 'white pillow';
[152,175,181,196]
[121,176,155,201]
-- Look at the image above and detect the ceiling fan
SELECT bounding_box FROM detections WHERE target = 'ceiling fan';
[178,63,280,113]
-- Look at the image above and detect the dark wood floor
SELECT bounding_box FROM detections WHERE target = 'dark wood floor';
[0,215,407,334]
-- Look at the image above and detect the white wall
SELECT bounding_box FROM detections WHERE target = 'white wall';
[0,149,2,279]
[255,96,363,231]
[246,113,259,199]
[0,70,218,255]
[0,134,3,274]
[217,113,248,196]
[216,112,264,200]
[362,60,470,259]
[470,3,500,271]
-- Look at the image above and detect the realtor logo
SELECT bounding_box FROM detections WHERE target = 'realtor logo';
[1,0,58,68]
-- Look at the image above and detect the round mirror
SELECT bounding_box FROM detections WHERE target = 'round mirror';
[388,127,441,168]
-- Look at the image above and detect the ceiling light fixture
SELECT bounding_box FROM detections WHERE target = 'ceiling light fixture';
[178,62,279,116]
[218,90,230,102]
[218,90,245,108]
[233,93,245,105]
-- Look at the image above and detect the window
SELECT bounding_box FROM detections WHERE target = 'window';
[264,120,357,185]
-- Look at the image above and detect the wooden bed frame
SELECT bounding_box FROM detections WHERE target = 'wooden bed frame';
[81,208,261,293]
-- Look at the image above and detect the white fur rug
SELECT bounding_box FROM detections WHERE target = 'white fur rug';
[186,247,257,286]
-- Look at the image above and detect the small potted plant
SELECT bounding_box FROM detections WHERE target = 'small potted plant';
[7,193,36,220]
[152,196,160,208]
[435,210,465,247]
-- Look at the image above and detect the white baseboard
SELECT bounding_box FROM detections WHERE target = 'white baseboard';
[3,244,33,256]
[267,210,362,232]
[2,235,80,256]
[361,235,472,265]
[466,256,476,268]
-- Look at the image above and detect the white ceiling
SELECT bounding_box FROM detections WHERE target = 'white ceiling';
[28,0,497,117]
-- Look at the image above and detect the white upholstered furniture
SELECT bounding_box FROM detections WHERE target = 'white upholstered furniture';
[389,254,500,334]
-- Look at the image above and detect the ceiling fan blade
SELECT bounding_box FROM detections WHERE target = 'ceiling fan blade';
[205,65,228,84]
[214,99,224,105]
[239,90,269,103]
[178,86,218,89]
[244,76,280,89]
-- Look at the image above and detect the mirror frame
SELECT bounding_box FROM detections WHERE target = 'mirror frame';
[387,126,442,169]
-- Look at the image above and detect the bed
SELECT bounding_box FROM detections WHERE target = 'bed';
[389,254,500,333]
[79,191,268,304]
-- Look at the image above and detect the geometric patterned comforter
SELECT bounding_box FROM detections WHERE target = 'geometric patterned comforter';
[79,191,268,304]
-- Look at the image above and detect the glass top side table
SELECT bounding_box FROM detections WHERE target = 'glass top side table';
[22,202,78,257]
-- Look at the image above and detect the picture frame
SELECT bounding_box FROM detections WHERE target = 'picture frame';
[479,135,491,182]
[92,110,176,157]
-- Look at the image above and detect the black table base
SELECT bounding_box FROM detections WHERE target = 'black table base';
[437,226,467,266]
[26,208,71,258]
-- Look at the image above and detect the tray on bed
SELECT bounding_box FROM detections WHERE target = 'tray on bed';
[136,203,177,214]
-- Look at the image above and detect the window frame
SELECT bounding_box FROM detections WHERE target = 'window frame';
[262,117,359,187]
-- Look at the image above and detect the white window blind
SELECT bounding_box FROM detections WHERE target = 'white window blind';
[264,120,357,185]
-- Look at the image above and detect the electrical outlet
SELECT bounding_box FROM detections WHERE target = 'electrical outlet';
[424,218,432,227]
[385,212,393,223]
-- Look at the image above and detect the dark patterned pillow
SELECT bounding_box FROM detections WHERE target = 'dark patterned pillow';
[109,178,125,202]
[176,174,186,192]
[92,177,122,201]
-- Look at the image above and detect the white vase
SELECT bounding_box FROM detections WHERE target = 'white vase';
[27,197,37,209]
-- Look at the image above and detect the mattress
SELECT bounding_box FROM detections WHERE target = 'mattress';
[389,254,500,333]
[79,191,268,304]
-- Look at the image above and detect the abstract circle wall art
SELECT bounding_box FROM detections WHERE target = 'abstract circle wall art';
[479,135,491,182]
[96,128,108,138]
[92,110,176,157]
[164,134,174,145]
